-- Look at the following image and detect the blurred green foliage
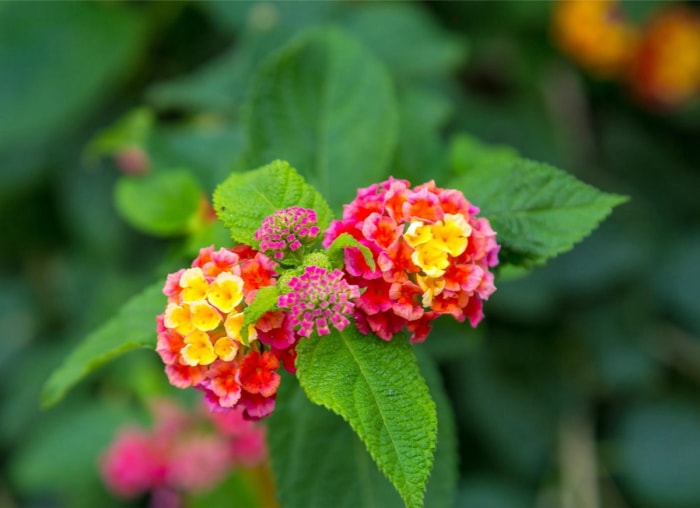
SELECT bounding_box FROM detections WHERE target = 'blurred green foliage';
[2,1,700,507]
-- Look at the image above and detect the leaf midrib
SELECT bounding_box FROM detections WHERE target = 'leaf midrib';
[337,329,415,507]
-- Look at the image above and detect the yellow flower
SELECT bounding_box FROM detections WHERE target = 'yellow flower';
[403,221,432,247]
[411,243,449,278]
[208,272,244,313]
[224,312,258,343]
[214,337,239,362]
[180,267,209,303]
[164,303,194,335]
[189,301,222,331]
[431,214,471,257]
[181,329,217,366]
[417,274,446,307]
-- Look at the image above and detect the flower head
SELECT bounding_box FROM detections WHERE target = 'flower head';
[278,265,361,338]
[628,7,700,108]
[156,246,289,420]
[324,178,499,343]
[553,0,638,78]
[100,398,266,501]
[254,207,320,261]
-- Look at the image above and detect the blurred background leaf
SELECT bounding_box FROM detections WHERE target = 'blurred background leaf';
[3,1,700,507]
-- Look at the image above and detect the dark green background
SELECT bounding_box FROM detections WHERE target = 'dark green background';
[2,2,699,507]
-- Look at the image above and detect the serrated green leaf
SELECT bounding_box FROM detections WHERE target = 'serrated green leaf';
[41,282,164,408]
[115,170,202,236]
[242,285,281,344]
[269,374,404,508]
[450,157,628,267]
[296,326,437,508]
[213,159,333,246]
[242,27,398,209]
[270,354,456,508]
[327,232,376,271]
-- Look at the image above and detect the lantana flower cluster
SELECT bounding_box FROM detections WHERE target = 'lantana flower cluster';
[553,0,700,109]
[157,245,291,420]
[157,180,499,420]
[157,216,360,420]
[101,399,266,502]
[323,178,499,343]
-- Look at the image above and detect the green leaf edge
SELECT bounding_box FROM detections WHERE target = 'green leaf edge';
[40,281,164,409]
[327,232,376,271]
[297,327,437,508]
[212,159,335,247]
[241,285,281,344]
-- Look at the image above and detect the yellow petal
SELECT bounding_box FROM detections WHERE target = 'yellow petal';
[181,329,216,366]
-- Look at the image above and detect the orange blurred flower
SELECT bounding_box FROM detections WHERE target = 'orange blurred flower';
[628,7,700,108]
[553,0,638,78]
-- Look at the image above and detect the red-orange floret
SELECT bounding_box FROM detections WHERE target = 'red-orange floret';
[237,351,281,398]
[324,178,499,343]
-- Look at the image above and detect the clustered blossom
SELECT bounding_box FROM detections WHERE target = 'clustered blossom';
[629,7,700,108]
[553,0,700,109]
[323,178,499,343]
[553,0,638,78]
[157,245,294,420]
[100,399,266,502]
[278,265,361,337]
[254,206,320,261]
[158,190,497,420]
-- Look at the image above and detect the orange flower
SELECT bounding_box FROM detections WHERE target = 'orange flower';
[553,0,638,77]
[629,7,700,108]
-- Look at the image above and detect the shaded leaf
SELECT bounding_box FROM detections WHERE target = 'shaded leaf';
[242,27,398,208]
[114,170,203,236]
[327,232,376,271]
[296,326,437,508]
[614,400,700,506]
[41,282,164,408]
[242,285,281,344]
[269,374,404,508]
[450,156,627,267]
[340,2,467,80]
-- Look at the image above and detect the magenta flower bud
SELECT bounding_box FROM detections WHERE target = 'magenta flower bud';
[254,207,320,261]
[278,265,361,338]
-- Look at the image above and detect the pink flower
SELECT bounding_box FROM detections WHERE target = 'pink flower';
[254,207,320,261]
[168,435,231,493]
[100,428,166,498]
[278,265,361,338]
[324,178,499,343]
[100,398,268,502]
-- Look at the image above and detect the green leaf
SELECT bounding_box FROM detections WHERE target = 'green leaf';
[327,232,376,271]
[269,374,404,508]
[416,350,458,508]
[242,27,398,209]
[242,285,281,344]
[41,282,164,408]
[614,400,700,506]
[340,2,467,81]
[115,169,203,236]
[10,399,140,506]
[296,326,437,508]
[449,133,519,176]
[393,87,451,183]
[213,159,333,246]
[449,155,628,267]
[0,2,146,154]
[84,107,154,160]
